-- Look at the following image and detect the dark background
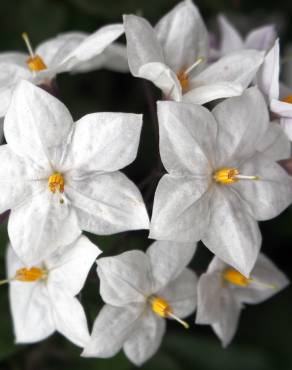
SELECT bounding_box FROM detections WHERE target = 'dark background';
[0,0,291,369]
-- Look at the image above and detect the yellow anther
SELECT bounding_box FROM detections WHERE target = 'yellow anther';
[177,70,189,93]
[282,94,292,104]
[22,32,47,72]
[213,168,239,184]
[223,268,251,287]
[15,267,47,282]
[48,172,65,194]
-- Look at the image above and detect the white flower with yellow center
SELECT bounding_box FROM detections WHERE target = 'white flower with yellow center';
[0,24,128,118]
[123,0,264,104]
[0,80,149,265]
[3,236,100,346]
[196,254,289,347]
[82,241,197,366]
[150,87,292,276]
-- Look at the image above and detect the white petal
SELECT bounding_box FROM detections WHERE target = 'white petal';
[218,15,243,54]
[212,87,270,166]
[280,117,292,140]
[245,24,276,51]
[4,80,73,170]
[61,112,142,172]
[150,175,211,243]
[192,50,264,90]
[155,0,208,72]
[202,186,262,277]
[158,268,197,318]
[257,39,280,102]
[123,15,164,76]
[233,153,292,221]
[8,248,55,343]
[183,82,243,105]
[82,304,142,358]
[234,253,289,304]
[257,121,291,161]
[67,171,149,235]
[271,98,292,118]
[212,289,242,347]
[47,235,101,296]
[49,290,90,347]
[157,101,217,174]
[97,250,152,305]
[196,271,223,324]
[147,240,197,291]
[123,310,166,366]
[8,191,81,266]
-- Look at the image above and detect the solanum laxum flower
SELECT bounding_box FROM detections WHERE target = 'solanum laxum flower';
[150,87,292,276]
[0,80,149,265]
[82,241,197,366]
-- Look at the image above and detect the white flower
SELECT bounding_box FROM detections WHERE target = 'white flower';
[258,39,292,140]
[0,80,149,265]
[150,87,292,276]
[6,235,100,347]
[196,253,289,347]
[0,24,127,117]
[82,241,197,365]
[123,0,264,104]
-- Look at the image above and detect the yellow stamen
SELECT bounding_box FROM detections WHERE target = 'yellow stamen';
[177,70,189,94]
[15,267,47,282]
[213,167,260,185]
[48,172,65,194]
[150,296,189,329]
[223,268,251,287]
[282,94,292,104]
[22,32,47,72]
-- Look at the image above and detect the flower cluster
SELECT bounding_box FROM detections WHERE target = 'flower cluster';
[0,0,291,366]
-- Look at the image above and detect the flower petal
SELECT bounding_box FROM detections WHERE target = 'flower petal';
[271,98,292,118]
[67,171,149,235]
[4,80,73,170]
[47,235,101,296]
[82,304,142,358]
[97,250,152,305]
[212,87,269,166]
[157,101,217,174]
[217,15,243,55]
[202,186,262,277]
[61,112,142,172]
[159,268,197,318]
[123,310,166,366]
[147,240,197,291]
[150,175,211,243]
[8,192,81,266]
[155,0,208,72]
[245,24,276,51]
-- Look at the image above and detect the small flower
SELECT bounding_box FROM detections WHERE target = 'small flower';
[0,80,149,265]
[196,254,289,347]
[82,241,197,365]
[6,235,100,346]
[0,24,127,118]
[150,87,292,276]
[123,0,264,104]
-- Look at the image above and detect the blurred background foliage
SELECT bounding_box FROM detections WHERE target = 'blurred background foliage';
[0,0,292,369]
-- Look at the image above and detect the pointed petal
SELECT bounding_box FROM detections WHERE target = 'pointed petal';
[61,112,142,172]
[155,0,208,72]
[218,15,243,54]
[67,171,149,235]
[202,186,262,277]
[245,24,276,51]
[124,310,166,366]
[147,240,197,291]
[150,175,211,243]
[47,235,101,296]
[82,304,142,358]
[97,251,152,305]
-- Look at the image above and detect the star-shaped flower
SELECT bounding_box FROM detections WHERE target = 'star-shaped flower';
[0,24,127,118]
[123,0,264,104]
[196,253,289,347]
[6,235,100,347]
[150,87,292,276]
[0,80,149,265]
[82,241,197,365]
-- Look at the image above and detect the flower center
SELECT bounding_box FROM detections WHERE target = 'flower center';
[176,57,204,94]
[48,172,65,194]
[282,94,292,104]
[149,296,189,328]
[22,32,47,72]
[213,167,260,185]
[223,268,251,287]
[15,267,47,282]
